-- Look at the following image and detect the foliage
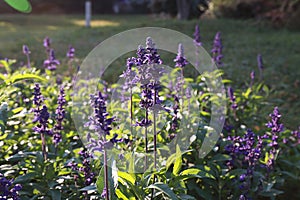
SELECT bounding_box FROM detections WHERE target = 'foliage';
[0,23,299,200]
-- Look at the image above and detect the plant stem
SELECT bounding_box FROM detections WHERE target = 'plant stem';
[144,109,149,171]
[41,132,47,160]
[104,149,110,200]
[181,68,184,113]
[153,90,157,170]
[26,54,31,68]
[130,87,133,134]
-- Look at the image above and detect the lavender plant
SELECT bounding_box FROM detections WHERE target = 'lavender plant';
[32,83,52,160]
[0,173,22,200]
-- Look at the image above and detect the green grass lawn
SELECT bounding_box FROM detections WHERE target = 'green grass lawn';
[0,14,299,129]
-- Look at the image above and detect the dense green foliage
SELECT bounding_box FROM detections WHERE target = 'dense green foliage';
[0,22,299,199]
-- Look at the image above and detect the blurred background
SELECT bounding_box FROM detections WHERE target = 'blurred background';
[0,0,300,29]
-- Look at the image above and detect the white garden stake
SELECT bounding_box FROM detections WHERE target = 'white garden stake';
[85,0,91,27]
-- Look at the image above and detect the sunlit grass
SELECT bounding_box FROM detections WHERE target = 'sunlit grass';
[71,19,120,27]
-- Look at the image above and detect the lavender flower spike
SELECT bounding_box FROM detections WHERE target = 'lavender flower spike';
[193,24,202,46]
[174,43,188,68]
[0,173,22,200]
[22,45,30,55]
[43,49,60,71]
[227,87,237,110]
[43,36,51,49]
[211,32,223,67]
[53,87,67,145]
[67,45,75,59]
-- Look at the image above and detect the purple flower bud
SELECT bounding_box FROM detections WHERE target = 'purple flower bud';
[193,24,202,46]
[43,36,51,49]
[22,45,30,55]
[211,32,223,67]
[44,49,60,71]
[66,45,75,59]
[174,43,188,68]
[250,71,255,80]
[257,54,263,70]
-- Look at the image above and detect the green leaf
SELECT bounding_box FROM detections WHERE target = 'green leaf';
[173,145,182,175]
[79,185,97,191]
[178,194,196,200]
[148,183,179,200]
[118,171,135,185]
[180,168,201,176]
[6,74,46,84]
[96,167,105,194]
[50,189,61,200]
[115,189,129,200]
[14,172,37,184]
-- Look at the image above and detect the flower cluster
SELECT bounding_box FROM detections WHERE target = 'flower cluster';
[85,91,119,152]
[67,150,95,186]
[225,129,264,199]
[265,107,284,170]
[32,84,52,136]
[174,43,188,68]
[193,24,202,46]
[43,49,60,71]
[227,87,238,110]
[53,87,67,145]
[66,45,75,59]
[211,32,223,67]
[0,173,22,200]
[78,150,95,186]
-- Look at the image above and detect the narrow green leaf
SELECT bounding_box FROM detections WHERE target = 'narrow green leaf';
[118,171,135,185]
[50,189,61,200]
[148,183,179,200]
[115,189,129,200]
[96,167,105,194]
[173,145,182,175]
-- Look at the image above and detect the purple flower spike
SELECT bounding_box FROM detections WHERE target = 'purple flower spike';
[250,71,255,80]
[266,107,284,135]
[53,87,67,145]
[193,24,202,46]
[144,37,163,65]
[0,173,22,200]
[43,36,51,49]
[211,32,223,67]
[257,54,263,70]
[44,49,60,71]
[67,45,75,59]
[22,45,30,55]
[227,87,237,109]
[78,150,95,186]
[86,91,119,153]
[174,43,188,68]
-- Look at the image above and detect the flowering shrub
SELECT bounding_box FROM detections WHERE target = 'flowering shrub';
[0,26,299,200]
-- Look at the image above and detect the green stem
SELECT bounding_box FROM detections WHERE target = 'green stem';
[104,149,110,200]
